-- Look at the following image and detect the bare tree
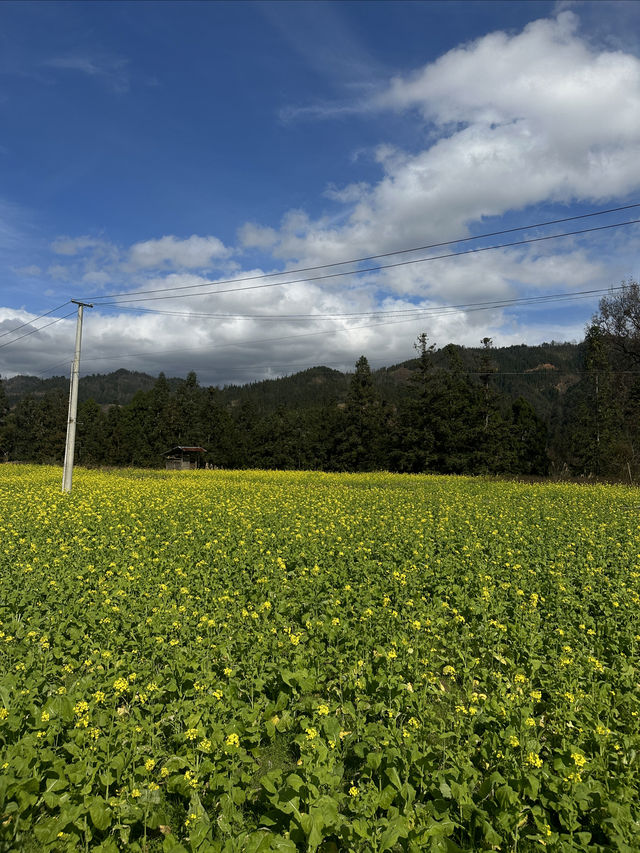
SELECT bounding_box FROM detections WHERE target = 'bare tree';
[594,279,640,365]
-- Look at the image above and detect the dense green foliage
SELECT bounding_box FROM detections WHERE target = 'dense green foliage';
[0,348,550,476]
[1,467,639,851]
[3,283,640,478]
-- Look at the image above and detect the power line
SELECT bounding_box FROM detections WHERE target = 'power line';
[90,218,640,305]
[37,359,72,377]
[75,291,602,366]
[89,283,625,323]
[26,357,640,381]
[0,301,72,341]
[3,207,636,372]
[0,310,77,351]
[86,202,640,302]
[0,281,617,369]
[3,282,605,374]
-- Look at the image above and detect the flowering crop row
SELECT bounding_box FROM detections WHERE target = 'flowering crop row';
[1,465,639,851]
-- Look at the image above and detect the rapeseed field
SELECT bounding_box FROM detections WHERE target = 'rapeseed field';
[1,465,639,851]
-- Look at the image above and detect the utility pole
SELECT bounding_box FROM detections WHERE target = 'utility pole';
[62,300,92,493]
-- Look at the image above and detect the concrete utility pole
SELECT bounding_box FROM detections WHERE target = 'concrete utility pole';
[62,300,92,493]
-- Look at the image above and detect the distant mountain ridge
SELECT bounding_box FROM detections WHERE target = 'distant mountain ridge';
[2,368,180,407]
[3,341,584,422]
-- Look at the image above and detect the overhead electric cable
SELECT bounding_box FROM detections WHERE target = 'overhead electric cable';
[86,202,640,302]
[37,359,73,377]
[0,310,77,350]
[76,290,604,366]
[0,301,72,341]
[89,283,626,323]
[34,288,607,377]
[90,218,640,305]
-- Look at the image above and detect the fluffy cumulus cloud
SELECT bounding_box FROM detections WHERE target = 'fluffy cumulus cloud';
[262,11,640,270]
[128,235,231,270]
[237,223,279,250]
[375,12,640,195]
[2,11,639,384]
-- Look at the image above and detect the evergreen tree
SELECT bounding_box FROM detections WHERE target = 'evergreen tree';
[104,406,129,466]
[0,378,9,459]
[174,371,202,445]
[121,391,155,466]
[390,333,436,472]
[509,397,548,475]
[584,324,612,475]
[11,391,67,463]
[233,399,260,468]
[148,373,174,455]
[429,345,478,472]
[334,356,387,471]
[199,386,237,468]
[478,337,498,431]
[77,399,108,466]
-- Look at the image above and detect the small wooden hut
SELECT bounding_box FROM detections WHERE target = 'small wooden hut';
[164,446,206,470]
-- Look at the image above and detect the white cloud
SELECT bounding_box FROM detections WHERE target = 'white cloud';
[4,11,638,385]
[129,235,231,270]
[0,255,605,384]
[52,236,110,256]
[81,270,112,287]
[257,10,640,274]
[324,182,370,203]
[47,264,72,280]
[238,223,279,250]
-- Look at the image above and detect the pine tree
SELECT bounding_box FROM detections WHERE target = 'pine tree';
[0,378,9,459]
[77,399,108,466]
[148,373,174,455]
[334,356,387,471]
[391,334,436,472]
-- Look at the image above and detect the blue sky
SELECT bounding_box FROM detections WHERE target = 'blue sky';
[1,0,639,384]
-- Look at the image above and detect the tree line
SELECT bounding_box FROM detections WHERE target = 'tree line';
[1,282,639,479]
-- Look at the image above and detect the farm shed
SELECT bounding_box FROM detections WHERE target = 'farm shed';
[164,446,206,470]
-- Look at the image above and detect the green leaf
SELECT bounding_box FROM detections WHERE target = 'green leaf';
[439,780,452,799]
[524,773,540,799]
[298,813,323,851]
[385,766,402,790]
[270,839,298,852]
[260,771,281,794]
[99,770,115,787]
[311,795,339,830]
[110,753,126,780]
[352,818,369,838]
[380,816,409,851]
[90,797,112,831]
[495,785,518,808]
[93,839,119,853]
[284,773,305,793]
[189,818,212,850]
[366,752,383,770]
[378,785,397,810]
[482,820,501,846]
[163,836,189,853]
[243,832,279,853]
[33,817,62,844]
[231,786,246,805]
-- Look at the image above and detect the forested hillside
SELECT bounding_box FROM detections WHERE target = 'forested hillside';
[3,342,581,412]
[2,286,640,480]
